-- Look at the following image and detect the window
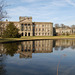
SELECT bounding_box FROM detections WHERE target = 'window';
[36,29,37,31]
[39,33,40,35]
[39,28,41,31]
[42,28,44,31]
[42,33,44,35]
[25,26,27,31]
[33,25,35,27]
[28,24,30,26]
[48,33,49,35]
[42,25,44,27]
[21,24,24,31]
[36,33,37,35]
[36,25,38,27]
[45,33,46,35]
[25,24,27,26]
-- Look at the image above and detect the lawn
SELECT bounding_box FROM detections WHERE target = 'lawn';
[0,35,75,43]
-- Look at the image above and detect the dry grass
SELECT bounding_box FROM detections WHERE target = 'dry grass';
[0,35,75,43]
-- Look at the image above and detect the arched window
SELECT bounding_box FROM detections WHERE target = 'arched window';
[28,33,30,36]
[28,24,30,26]
[25,24,27,26]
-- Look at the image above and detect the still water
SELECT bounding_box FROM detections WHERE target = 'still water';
[0,39,75,75]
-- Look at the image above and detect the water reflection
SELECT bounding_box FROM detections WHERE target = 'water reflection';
[0,54,6,75]
[0,40,75,58]
[55,40,75,50]
[0,39,75,75]
[17,40,53,58]
[3,43,20,56]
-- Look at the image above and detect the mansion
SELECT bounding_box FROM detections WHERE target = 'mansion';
[1,16,53,36]
[1,16,75,36]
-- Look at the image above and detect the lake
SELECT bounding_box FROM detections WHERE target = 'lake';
[0,39,75,75]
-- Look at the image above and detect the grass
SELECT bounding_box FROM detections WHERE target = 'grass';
[0,35,75,43]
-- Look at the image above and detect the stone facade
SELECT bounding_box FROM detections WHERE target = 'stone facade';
[1,16,53,36]
[55,26,75,35]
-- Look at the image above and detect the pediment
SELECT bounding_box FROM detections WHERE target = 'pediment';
[19,17,32,23]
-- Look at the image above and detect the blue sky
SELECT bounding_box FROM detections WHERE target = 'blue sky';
[5,0,75,26]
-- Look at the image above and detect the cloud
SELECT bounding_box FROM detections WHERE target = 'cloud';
[66,0,75,6]
[21,0,40,3]
[5,0,75,25]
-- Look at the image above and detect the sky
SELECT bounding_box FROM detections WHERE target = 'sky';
[5,0,75,26]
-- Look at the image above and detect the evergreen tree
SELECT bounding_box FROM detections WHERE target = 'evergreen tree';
[2,22,21,38]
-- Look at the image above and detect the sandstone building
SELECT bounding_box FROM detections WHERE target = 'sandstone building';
[1,16,53,36]
[55,26,75,35]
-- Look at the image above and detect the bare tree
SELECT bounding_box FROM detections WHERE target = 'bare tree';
[60,24,65,28]
[71,25,75,29]
[0,0,7,21]
[0,0,7,36]
[55,24,60,28]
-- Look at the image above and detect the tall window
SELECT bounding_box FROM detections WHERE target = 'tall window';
[36,33,37,35]
[42,28,44,31]
[39,33,40,35]
[45,33,46,35]
[39,28,41,31]
[21,24,24,31]
[42,33,44,35]
[42,25,44,27]
[29,27,31,31]
[36,29,37,31]
[48,33,49,35]
[33,25,35,27]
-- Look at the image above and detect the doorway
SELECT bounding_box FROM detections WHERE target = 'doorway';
[28,33,30,36]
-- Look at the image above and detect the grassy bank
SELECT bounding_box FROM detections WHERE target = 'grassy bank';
[0,35,75,43]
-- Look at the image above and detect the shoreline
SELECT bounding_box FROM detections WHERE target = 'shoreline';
[0,36,75,43]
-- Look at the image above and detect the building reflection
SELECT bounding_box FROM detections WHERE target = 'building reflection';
[34,40,53,53]
[17,40,53,58]
[1,39,75,58]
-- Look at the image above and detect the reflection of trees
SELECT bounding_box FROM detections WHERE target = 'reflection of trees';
[55,40,75,50]
[71,46,75,49]
[55,46,60,50]
[3,42,20,56]
[0,54,6,75]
